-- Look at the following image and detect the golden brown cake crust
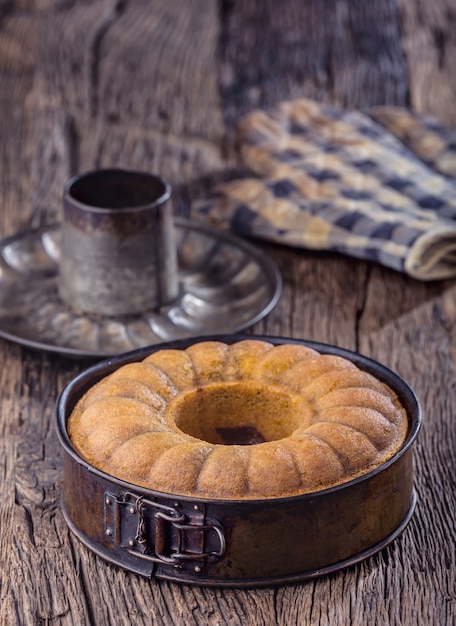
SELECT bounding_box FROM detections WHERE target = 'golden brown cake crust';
[68,340,409,500]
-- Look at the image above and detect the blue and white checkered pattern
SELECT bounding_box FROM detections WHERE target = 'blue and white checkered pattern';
[192,99,456,280]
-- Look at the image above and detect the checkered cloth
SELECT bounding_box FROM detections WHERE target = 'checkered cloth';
[192,98,456,280]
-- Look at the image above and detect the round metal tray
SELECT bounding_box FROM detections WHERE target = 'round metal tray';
[0,220,281,357]
[56,335,422,587]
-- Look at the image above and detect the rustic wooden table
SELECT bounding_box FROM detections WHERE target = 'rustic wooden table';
[1,1,455,624]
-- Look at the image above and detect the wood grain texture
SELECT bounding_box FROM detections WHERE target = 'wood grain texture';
[397,0,456,126]
[0,0,455,624]
[220,0,409,138]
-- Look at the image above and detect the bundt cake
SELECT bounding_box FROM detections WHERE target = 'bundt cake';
[68,340,409,499]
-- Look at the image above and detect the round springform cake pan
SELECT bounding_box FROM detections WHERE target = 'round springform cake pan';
[56,335,422,587]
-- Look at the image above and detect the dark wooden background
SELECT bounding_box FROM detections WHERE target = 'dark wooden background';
[1,0,455,624]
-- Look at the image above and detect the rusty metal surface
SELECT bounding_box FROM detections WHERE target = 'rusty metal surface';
[58,169,178,316]
[56,335,422,587]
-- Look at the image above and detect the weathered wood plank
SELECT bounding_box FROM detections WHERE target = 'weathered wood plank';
[220,0,409,136]
[359,277,456,625]
[0,11,40,235]
[0,0,455,624]
[397,0,456,126]
[25,0,226,226]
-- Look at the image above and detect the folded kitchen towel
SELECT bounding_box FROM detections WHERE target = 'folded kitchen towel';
[192,98,456,280]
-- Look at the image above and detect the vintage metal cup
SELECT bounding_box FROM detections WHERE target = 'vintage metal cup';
[58,169,178,316]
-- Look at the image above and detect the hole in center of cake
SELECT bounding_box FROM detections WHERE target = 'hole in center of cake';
[170,381,309,445]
